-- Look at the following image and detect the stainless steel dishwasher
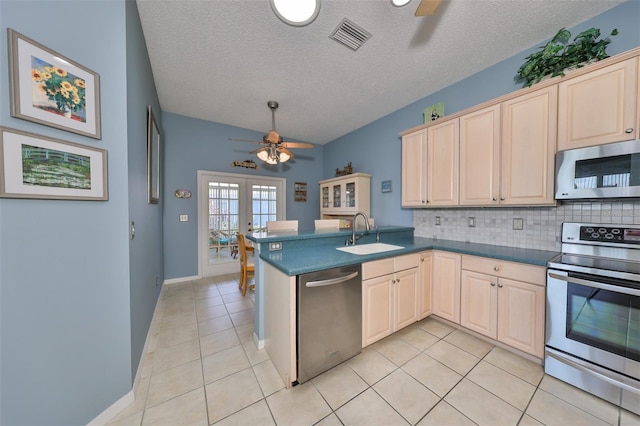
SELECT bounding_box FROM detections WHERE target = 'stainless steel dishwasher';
[297,264,362,383]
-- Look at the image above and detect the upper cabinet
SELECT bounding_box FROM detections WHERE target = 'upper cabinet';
[401,121,458,207]
[320,173,371,217]
[500,85,558,205]
[558,57,638,150]
[401,129,427,207]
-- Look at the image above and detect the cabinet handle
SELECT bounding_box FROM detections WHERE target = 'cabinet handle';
[491,282,496,286]
[492,197,497,201]
[493,266,499,271]
[392,279,397,284]
[497,283,504,288]
[625,128,633,134]
[500,197,505,201]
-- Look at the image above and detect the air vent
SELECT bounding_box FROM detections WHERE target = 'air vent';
[329,18,371,51]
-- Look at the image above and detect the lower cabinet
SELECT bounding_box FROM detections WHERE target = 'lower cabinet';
[362,254,419,347]
[418,251,433,319]
[460,255,546,358]
[432,251,461,323]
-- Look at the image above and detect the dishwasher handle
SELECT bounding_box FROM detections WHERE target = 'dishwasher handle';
[306,271,359,288]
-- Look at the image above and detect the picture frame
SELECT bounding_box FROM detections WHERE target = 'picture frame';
[147,106,160,204]
[0,126,108,200]
[423,101,445,123]
[381,180,392,193]
[7,28,101,139]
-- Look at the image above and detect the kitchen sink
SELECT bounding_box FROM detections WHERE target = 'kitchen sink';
[336,243,404,255]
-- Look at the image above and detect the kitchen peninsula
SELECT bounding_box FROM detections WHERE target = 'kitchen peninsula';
[247,225,557,386]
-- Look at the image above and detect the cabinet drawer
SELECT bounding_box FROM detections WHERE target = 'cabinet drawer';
[462,255,545,286]
[362,258,395,280]
[395,253,420,271]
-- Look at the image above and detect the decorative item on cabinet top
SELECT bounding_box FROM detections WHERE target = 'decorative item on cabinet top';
[232,160,258,169]
[424,102,444,123]
[335,162,353,176]
[517,27,618,88]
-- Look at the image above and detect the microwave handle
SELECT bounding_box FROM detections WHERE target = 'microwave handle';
[548,272,640,297]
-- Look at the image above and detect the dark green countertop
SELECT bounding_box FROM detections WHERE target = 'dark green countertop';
[248,228,558,276]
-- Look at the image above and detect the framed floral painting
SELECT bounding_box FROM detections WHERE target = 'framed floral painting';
[0,127,108,200]
[7,29,101,139]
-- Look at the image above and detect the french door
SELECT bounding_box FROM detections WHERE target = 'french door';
[198,171,285,277]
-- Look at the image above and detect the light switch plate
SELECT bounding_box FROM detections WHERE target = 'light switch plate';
[513,218,524,230]
[468,217,476,227]
[179,214,188,222]
[435,216,441,226]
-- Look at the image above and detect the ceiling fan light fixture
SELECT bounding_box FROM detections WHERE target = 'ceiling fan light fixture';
[270,0,320,27]
[277,147,293,163]
[391,0,412,7]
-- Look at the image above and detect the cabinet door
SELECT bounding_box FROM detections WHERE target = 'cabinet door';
[320,184,330,210]
[419,252,433,319]
[432,251,461,323]
[497,278,545,358]
[401,130,428,207]
[558,58,638,150]
[460,270,497,338]
[394,268,419,331]
[427,120,459,206]
[362,275,393,347]
[460,105,501,205]
[501,86,557,205]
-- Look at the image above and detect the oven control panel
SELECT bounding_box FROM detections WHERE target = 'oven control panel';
[579,226,640,244]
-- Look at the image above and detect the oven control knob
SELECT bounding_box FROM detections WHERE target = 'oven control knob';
[591,233,600,239]
[586,227,594,233]
[605,234,614,239]
[612,229,621,234]
[599,228,607,234]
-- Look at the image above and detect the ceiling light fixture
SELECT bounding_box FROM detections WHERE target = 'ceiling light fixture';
[270,0,320,27]
[256,146,291,165]
[391,0,412,6]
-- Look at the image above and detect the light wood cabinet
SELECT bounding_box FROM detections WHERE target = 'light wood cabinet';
[460,105,501,205]
[427,119,459,205]
[362,254,420,346]
[558,57,638,150]
[460,86,557,206]
[401,119,459,207]
[319,173,371,221]
[418,251,433,319]
[460,255,546,358]
[401,129,427,207]
[432,251,461,324]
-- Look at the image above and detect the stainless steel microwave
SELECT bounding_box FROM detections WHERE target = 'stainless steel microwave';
[555,139,640,200]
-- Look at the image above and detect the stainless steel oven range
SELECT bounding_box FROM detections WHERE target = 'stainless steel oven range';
[546,222,640,415]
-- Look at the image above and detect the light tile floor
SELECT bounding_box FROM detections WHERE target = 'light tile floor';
[109,274,640,426]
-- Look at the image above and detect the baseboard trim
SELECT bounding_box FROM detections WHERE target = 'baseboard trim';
[87,389,134,425]
[254,331,265,350]
[164,275,200,285]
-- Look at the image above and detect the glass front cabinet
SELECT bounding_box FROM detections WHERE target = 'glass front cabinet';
[319,173,371,219]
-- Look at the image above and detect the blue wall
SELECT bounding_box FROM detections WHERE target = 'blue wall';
[323,0,640,227]
[0,0,162,424]
[162,112,323,280]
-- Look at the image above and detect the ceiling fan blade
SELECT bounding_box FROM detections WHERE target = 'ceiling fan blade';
[281,141,314,149]
[229,138,262,143]
[415,0,442,16]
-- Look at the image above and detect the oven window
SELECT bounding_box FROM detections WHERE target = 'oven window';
[566,280,640,362]
[574,153,640,190]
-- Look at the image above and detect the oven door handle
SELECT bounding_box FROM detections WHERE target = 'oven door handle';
[546,348,640,395]
[548,272,640,297]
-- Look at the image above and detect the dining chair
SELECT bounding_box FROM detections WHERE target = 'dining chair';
[266,220,299,232]
[237,233,255,296]
[314,219,340,229]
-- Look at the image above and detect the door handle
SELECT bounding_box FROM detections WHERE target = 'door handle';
[306,271,359,287]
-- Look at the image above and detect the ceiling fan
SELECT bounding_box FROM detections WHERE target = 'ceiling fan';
[230,101,313,164]
[414,0,442,16]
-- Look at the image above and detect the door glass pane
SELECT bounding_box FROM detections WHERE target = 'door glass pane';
[346,182,355,207]
[208,182,239,262]
[252,184,277,232]
[333,184,341,208]
[322,186,329,208]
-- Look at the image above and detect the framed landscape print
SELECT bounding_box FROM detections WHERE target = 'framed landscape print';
[7,28,102,139]
[147,106,160,204]
[0,127,108,200]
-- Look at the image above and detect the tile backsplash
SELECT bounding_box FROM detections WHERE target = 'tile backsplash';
[413,201,640,252]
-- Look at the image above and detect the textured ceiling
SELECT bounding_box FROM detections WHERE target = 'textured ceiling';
[136,0,624,145]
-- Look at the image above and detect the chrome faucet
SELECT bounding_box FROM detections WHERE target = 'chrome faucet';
[346,212,370,245]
